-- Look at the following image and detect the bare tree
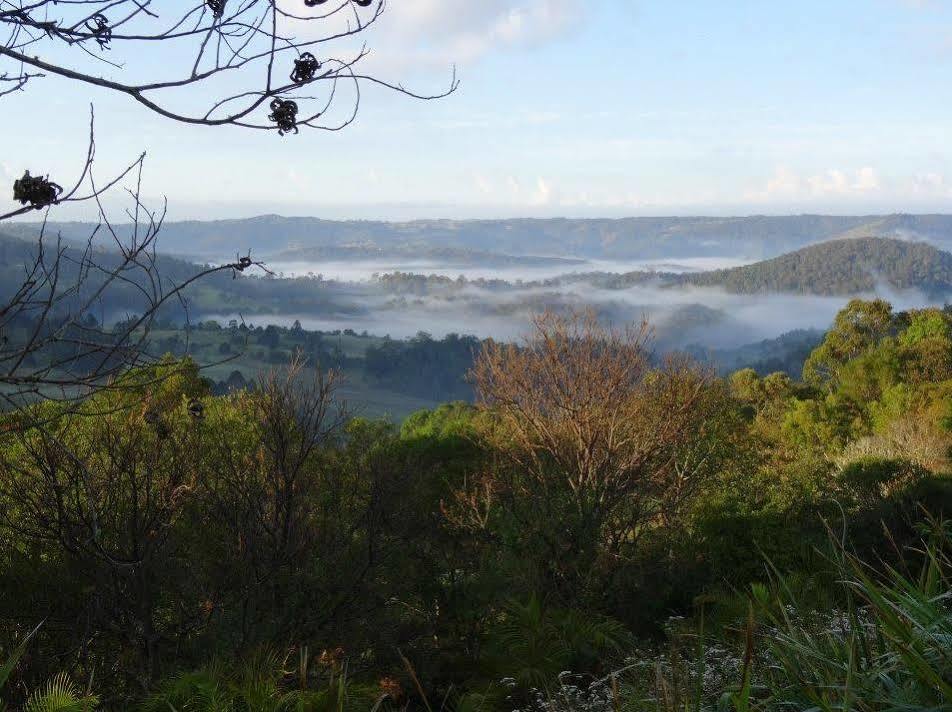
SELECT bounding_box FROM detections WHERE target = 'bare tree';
[0,0,455,411]
[0,111,267,413]
[0,359,211,684]
[197,357,368,646]
[1,0,457,134]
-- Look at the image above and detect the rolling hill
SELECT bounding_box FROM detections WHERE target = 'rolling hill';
[677,237,952,296]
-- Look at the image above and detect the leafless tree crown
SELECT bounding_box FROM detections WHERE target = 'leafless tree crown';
[0,0,457,415]
[1,0,458,133]
[0,102,274,410]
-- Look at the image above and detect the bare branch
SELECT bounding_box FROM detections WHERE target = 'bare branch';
[0,0,458,133]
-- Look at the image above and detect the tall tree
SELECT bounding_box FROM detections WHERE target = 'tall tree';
[468,310,731,600]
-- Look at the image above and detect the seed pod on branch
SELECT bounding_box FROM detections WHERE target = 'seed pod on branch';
[84,14,111,49]
[12,171,62,208]
[206,0,226,19]
[268,98,299,136]
[290,53,320,84]
[1,0,457,133]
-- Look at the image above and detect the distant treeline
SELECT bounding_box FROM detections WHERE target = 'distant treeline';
[12,212,952,260]
[147,319,480,403]
[363,332,479,401]
[174,319,827,405]
[375,238,952,299]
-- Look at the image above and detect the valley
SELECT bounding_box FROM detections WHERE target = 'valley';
[2,222,949,417]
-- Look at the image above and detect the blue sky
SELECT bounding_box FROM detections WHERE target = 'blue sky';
[3,0,952,220]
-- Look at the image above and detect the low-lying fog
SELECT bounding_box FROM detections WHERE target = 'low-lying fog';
[266,256,755,283]
[207,269,942,349]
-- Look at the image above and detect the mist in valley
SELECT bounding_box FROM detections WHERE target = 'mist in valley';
[264,255,755,283]
[208,255,945,353]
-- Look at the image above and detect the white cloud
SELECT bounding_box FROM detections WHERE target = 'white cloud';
[751,166,802,200]
[806,169,849,195]
[529,176,553,205]
[473,173,494,195]
[912,172,952,197]
[853,166,880,192]
[365,0,583,69]
[745,165,883,202]
[490,174,555,206]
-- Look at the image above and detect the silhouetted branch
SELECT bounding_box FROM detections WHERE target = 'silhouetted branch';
[1,0,459,133]
[0,109,268,413]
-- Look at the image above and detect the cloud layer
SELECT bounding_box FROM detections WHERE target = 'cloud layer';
[368,0,582,69]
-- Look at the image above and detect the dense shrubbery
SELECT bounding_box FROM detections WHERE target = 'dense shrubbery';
[1,300,951,710]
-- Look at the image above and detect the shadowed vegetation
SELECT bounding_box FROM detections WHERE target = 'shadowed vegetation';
[1,301,951,710]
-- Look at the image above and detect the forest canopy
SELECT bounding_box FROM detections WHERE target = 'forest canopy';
[0,300,950,710]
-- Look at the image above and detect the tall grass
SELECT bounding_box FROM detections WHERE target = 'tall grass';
[751,515,952,711]
[139,647,387,712]
[528,515,952,712]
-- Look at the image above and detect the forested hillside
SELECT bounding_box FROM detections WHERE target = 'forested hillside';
[2,301,951,710]
[680,237,952,295]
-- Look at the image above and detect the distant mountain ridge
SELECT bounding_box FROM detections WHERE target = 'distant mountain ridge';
[269,243,584,268]
[6,213,952,262]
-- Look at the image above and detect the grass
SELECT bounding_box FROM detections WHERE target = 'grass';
[522,515,952,712]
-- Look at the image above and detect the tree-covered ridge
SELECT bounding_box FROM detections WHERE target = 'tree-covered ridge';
[679,237,952,295]
[5,233,952,340]
[354,238,952,300]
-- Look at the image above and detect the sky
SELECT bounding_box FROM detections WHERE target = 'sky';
[2,0,952,220]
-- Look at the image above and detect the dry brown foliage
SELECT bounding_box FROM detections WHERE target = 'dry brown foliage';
[468,310,725,560]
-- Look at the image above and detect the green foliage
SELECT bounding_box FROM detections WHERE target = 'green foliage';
[2,297,952,710]
[900,307,951,345]
[483,596,631,691]
[21,675,97,712]
[803,298,894,387]
[838,457,927,504]
[140,650,380,712]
